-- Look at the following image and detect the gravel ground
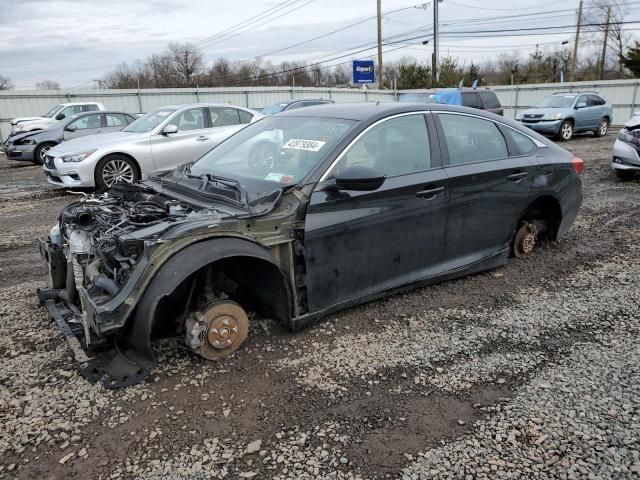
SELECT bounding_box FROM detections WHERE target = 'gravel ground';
[0,133,639,479]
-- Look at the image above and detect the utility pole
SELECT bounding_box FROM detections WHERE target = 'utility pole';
[600,6,611,80]
[570,0,583,82]
[432,0,441,86]
[377,0,383,89]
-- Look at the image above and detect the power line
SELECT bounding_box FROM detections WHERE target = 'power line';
[195,0,304,47]
[226,3,430,67]
[197,0,316,50]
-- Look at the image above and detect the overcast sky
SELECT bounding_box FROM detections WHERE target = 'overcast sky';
[0,0,633,89]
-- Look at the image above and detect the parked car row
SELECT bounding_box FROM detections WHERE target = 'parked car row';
[2,91,631,190]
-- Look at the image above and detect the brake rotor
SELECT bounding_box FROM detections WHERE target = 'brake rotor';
[513,223,538,258]
[191,301,249,360]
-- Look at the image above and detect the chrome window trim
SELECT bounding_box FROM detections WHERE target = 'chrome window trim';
[432,110,547,148]
[319,111,429,182]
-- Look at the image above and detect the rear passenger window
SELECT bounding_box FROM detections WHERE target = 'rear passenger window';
[438,114,508,165]
[480,92,501,109]
[83,104,99,112]
[503,127,537,155]
[336,114,431,177]
[238,110,253,124]
[462,93,481,109]
[106,113,128,127]
[209,107,241,127]
[588,95,605,106]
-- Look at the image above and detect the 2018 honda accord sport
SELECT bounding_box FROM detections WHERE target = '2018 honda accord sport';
[37,102,583,387]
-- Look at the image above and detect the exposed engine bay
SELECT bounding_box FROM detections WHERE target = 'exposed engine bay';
[40,184,206,308]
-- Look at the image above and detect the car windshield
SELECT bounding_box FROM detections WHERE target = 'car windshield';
[43,104,64,118]
[261,103,288,115]
[534,95,576,108]
[188,116,357,192]
[123,108,177,133]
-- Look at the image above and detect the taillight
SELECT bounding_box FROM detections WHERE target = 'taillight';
[571,157,584,175]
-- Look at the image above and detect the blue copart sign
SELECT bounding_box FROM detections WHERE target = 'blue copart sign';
[353,60,375,83]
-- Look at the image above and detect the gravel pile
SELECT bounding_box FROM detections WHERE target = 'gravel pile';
[402,330,640,479]
[278,257,639,396]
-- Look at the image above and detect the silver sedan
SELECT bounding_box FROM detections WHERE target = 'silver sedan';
[42,103,262,189]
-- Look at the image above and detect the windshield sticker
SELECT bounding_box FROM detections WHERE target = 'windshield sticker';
[282,138,326,152]
[265,173,294,183]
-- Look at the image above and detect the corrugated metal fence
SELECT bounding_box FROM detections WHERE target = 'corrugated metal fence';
[2,79,639,142]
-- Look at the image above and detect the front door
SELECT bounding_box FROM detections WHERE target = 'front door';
[150,107,212,172]
[304,113,449,313]
[434,112,533,268]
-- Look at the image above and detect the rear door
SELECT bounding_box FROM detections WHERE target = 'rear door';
[434,112,534,267]
[62,113,104,140]
[588,95,606,127]
[150,107,211,171]
[304,113,449,312]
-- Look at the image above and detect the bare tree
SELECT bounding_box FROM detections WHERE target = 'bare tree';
[168,42,204,86]
[584,0,630,77]
[0,75,13,90]
[35,79,61,90]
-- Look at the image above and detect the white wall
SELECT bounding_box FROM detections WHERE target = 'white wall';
[2,79,639,142]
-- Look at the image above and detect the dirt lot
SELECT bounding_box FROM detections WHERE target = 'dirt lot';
[0,134,639,480]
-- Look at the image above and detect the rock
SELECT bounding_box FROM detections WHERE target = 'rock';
[239,472,257,478]
[59,452,75,464]
[246,440,262,454]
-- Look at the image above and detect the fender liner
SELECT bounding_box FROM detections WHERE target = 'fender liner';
[83,237,292,388]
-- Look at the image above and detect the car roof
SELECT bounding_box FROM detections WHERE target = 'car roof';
[159,103,257,110]
[400,87,495,93]
[277,102,498,121]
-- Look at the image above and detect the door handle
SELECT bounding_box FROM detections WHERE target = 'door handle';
[415,186,445,199]
[196,136,209,141]
[507,171,528,182]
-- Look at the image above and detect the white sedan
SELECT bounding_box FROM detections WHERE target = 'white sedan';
[43,103,262,189]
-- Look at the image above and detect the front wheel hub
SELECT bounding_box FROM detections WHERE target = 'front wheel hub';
[185,301,249,360]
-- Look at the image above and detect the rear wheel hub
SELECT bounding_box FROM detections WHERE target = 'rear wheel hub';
[513,223,538,258]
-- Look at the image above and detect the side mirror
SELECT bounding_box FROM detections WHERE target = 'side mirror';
[65,124,77,132]
[55,113,65,120]
[334,165,385,191]
[162,124,178,135]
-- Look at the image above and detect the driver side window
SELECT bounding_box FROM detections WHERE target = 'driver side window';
[331,114,431,178]
[575,96,588,108]
[173,108,205,131]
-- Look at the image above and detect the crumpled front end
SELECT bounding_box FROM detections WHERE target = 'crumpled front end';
[37,183,218,387]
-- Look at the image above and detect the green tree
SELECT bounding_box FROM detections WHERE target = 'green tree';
[622,41,640,77]
[397,61,431,89]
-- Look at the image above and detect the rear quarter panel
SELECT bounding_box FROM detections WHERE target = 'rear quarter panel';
[529,144,582,238]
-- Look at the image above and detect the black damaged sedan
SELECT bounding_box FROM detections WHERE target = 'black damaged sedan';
[37,103,583,387]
